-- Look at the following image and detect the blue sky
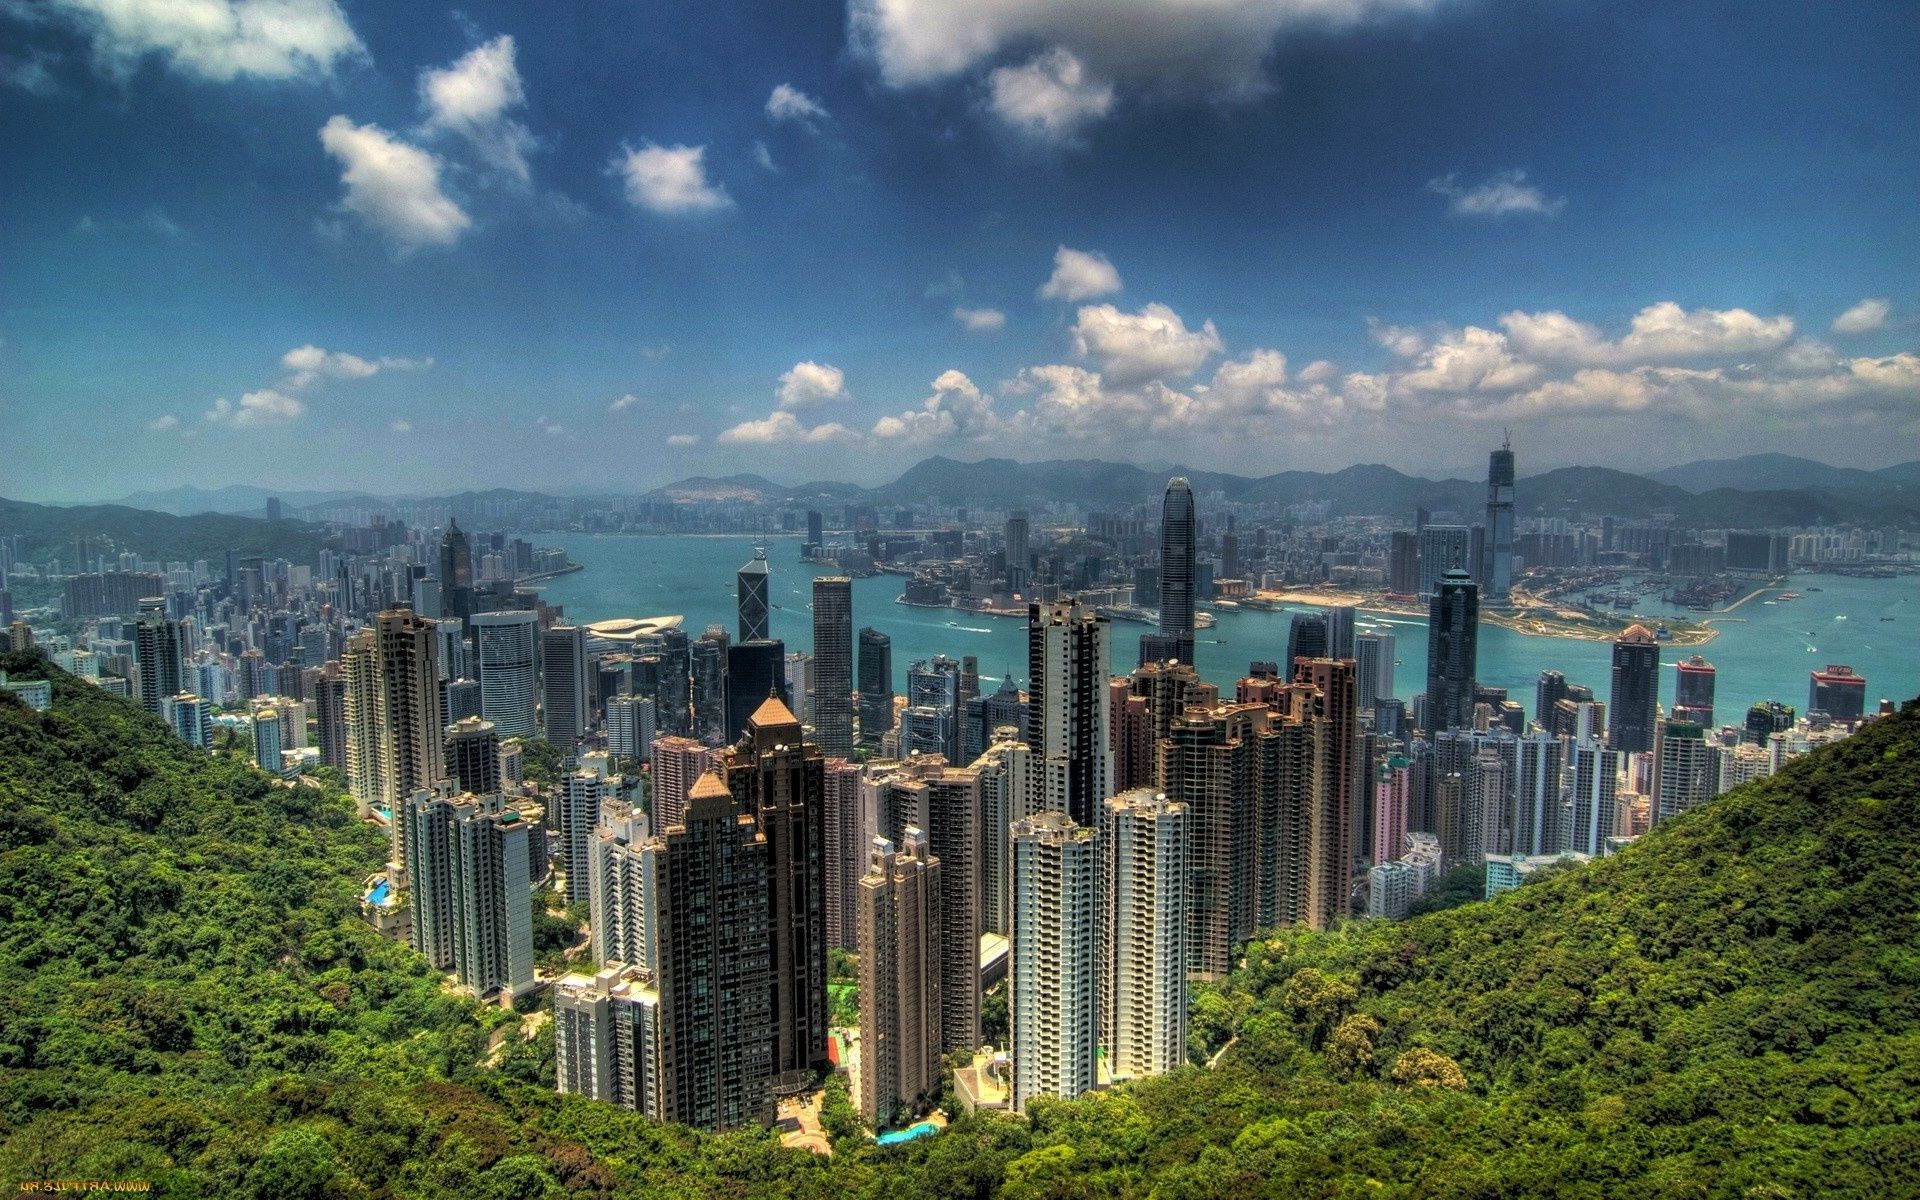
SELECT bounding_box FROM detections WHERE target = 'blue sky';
[2,0,1916,500]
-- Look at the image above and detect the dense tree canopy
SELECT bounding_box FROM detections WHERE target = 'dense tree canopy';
[1,650,1915,1197]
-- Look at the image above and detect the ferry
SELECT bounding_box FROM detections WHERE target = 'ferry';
[1777,591,1802,600]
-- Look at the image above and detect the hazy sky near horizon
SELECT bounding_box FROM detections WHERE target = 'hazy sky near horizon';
[1,0,1916,501]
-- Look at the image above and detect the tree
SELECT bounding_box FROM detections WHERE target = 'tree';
[1389,1047,1468,1090]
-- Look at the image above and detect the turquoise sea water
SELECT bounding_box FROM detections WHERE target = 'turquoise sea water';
[537,535,1920,725]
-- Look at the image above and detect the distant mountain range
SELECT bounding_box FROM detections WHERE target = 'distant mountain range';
[1646,454,1920,495]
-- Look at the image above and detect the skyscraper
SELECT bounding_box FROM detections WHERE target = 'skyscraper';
[691,625,730,745]
[1809,664,1867,722]
[1483,436,1516,608]
[650,735,712,831]
[1608,625,1660,754]
[717,694,829,1093]
[1424,569,1479,732]
[656,627,693,737]
[447,715,502,797]
[542,624,591,745]
[1674,654,1716,727]
[1354,631,1395,715]
[810,576,854,758]
[1026,599,1114,827]
[1154,478,1196,664]
[439,518,474,625]
[737,548,770,643]
[1010,810,1099,1113]
[857,627,895,750]
[1295,658,1362,932]
[1653,717,1719,823]
[341,629,382,811]
[377,607,447,865]
[133,596,185,714]
[1161,703,1260,977]
[406,791,535,1000]
[1567,737,1621,856]
[1417,525,1472,599]
[1100,789,1188,1083]
[904,654,961,762]
[472,611,539,739]
[856,830,941,1129]
[1004,512,1031,595]
[724,640,789,744]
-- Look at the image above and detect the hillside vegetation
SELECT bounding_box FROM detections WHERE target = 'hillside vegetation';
[1,651,1915,1198]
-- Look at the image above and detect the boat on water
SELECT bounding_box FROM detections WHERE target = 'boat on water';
[1834,614,1848,621]
[1778,591,1802,600]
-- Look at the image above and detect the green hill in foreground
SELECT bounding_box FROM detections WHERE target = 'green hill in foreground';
[1,651,1916,1198]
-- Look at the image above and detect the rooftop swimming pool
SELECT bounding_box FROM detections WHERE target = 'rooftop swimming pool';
[366,879,391,906]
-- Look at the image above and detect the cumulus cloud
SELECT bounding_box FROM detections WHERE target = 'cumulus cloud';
[203,342,423,430]
[319,116,471,251]
[766,83,829,125]
[1394,325,1539,394]
[419,34,535,184]
[719,410,859,444]
[777,361,849,408]
[612,142,731,214]
[872,369,1001,443]
[1038,245,1121,301]
[1832,298,1890,335]
[1071,302,1222,386]
[1428,169,1565,218]
[953,306,1006,332]
[205,389,305,428]
[987,48,1113,141]
[282,343,377,385]
[145,413,179,432]
[42,0,364,83]
[666,433,700,447]
[1500,301,1795,366]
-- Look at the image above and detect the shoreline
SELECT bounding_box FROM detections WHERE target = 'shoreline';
[1250,589,1719,647]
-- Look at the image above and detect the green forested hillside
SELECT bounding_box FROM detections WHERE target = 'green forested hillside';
[2,651,1916,1198]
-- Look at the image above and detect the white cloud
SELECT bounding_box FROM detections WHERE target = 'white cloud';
[719,410,860,444]
[282,343,377,385]
[419,34,535,184]
[777,360,848,408]
[608,393,638,413]
[1832,298,1891,335]
[1428,169,1565,218]
[953,305,1006,332]
[872,369,1001,443]
[43,0,363,83]
[753,140,778,172]
[319,116,471,251]
[1394,325,1539,394]
[205,388,305,428]
[640,344,673,362]
[390,418,413,433]
[145,413,179,432]
[1500,302,1795,366]
[612,142,731,215]
[1071,302,1222,386]
[766,83,829,125]
[666,433,700,447]
[1038,245,1121,301]
[986,48,1113,141]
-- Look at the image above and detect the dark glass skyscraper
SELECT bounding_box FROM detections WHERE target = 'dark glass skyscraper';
[1674,654,1716,727]
[810,577,854,758]
[725,640,789,744]
[1608,625,1660,754]
[1424,569,1479,732]
[439,518,474,624]
[1153,478,1196,665]
[857,627,894,750]
[737,548,770,643]
[1484,436,1516,608]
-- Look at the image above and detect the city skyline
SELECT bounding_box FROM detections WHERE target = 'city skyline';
[3,2,1917,499]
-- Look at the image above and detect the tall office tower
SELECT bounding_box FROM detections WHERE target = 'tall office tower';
[376,607,446,865]
[1483,436,1516,608]
[1387,531,1421,596]
[314,665,348,772]
[161,692,213,747]
[1808,664,1867,722]
[805,510,825,556]
[717,696,829,1093]
[810,577,855,758]
[560,770,621,905]
[1155,478,1197,665]
[542,624,591,745]
[587,805,655,969]
[823,758,865,951]
[1567,739,1620,855]
[1653,717,1720,823]
[407,791,535,1000]
[1417,525,1472,599]
[856,830,942,1129]
[431,617,470,683]
[737,548,770,643]
[1607,625,1660,754]
[1372,756,1411,866]
[447,715,502,797]
[439,518,475,625]
[1745,699,1795,745]
[133,596,185,714]
[958,656,981,715]
[962,674,1028,765]
[656,627,692,736]
[691,625,730,745]
[1027,600,1114,827]
[857,627,895,749]
[444,678,481,724]
[1354,632,1395,715]
[249,704,284,773]
[1424,569,1479,732]
[650,735,712,831]
[607,694,656,763]
[1536,670,1568,729]
[341,629,382,810]
[1673,654,1716,727]
[473,611,539,739]
[1219,530,1240,581]
[784,653,813,724]
[902,654,961,763]
[1004,512,1031,594]
[1010,811,1099,1112]
[1100,789,1189,1082]
[555,967,664,1114]
[1161,703,1260,977]
[653,771,774,1132]
[725,640,789,744]
[1325,605,1357,661]
[1109,679,1154,793]
[1511,732,1564,856]
[1286,611,1328,669]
